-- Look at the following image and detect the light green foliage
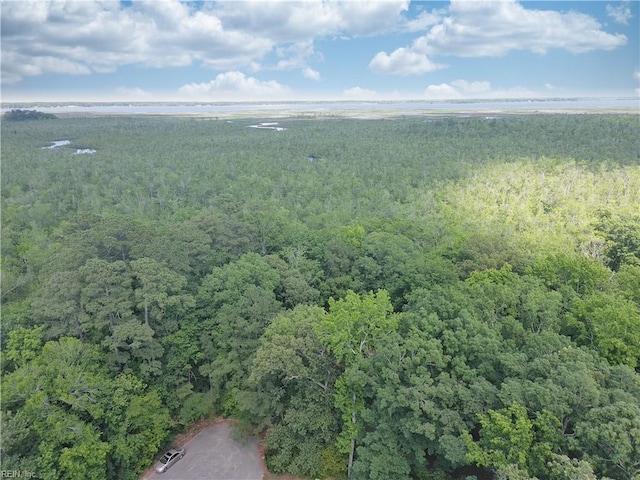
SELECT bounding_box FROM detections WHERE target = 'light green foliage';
[57,424,110,480]
[567,292,640,368]
[317,290,399,476]
[430,160,640,273]
[104,374,170,478]
[495,464,538,480]
[615,264,640,306]
[2,338,105,475]
[466,403,535,471]
[1,337,170,480]
[547,454,614,480]
[466,404,564,479]
[4,325,44,368]
[318,290,398,362]
[530,253,612,297]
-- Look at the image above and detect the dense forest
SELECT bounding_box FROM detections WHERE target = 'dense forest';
[1,112,639,480]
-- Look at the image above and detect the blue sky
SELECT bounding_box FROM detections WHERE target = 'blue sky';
[1,0,638,102]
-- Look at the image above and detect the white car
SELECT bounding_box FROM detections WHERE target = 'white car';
[154,447,185,474]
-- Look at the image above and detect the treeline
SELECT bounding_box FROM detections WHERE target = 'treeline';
[1,114,639,480]
[3,109,57,121]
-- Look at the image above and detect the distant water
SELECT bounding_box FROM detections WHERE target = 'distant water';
[2,98,638,115]
[42,140,71,149]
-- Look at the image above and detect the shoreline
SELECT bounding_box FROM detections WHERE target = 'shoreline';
[4,107,638,120]
[2,99,637,120]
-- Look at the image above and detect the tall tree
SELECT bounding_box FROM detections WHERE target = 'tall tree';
[316,290,399,478]
[197,253,281,411]
[245,305,340,478]
[102,320,164,380]
[129,257,192,328]
[79,259,134,342]
[31,270,84,340]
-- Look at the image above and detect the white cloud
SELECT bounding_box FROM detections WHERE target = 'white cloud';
[1,0,272,83]
[369,48,445,75]
[369,0,628,76]
[404,8,445,32]
[424,80,490,99]
[178,71,289,100]
[273,40,322,76]
[303,67,321,81]
[423,79,531,100]
[333,0,410,36]
[342,86,378,100]
[606,2,633,25]
[1,0,409,84]
[423,83,460,100]
[214,0,410,40]
[416,0,627,56]
[451,80,491,94]
[247,61,262,74]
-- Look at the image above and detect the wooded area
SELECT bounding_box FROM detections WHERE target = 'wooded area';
[1,113,639,480]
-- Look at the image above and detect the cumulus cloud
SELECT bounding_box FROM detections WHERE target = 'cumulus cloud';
[1,0,271,83]
[333,0,410,36]
[275,41,314,69]
[302,67,321,81]
[342,86,378,100]
[1,0,410,84]
[214,0,409,40]
[423,79,531,100]
[369,48,445,75]
[404,9,444,32]
[418,0,627,56]
[178,71,289,100]
[370,0,627,76]
[606,2,633,25]
[424,80,490,99]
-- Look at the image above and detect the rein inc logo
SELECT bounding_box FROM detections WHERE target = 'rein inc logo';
[1,472,36,478]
